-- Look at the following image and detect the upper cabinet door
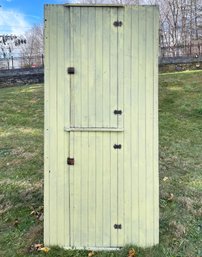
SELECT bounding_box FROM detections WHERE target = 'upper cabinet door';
[69,7,120,128]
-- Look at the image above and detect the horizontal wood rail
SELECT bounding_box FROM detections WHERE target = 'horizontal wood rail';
[64,127,124,132]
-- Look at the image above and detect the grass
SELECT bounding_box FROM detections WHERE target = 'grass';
[0,70,202,257]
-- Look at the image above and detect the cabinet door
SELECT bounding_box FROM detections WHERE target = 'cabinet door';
[69,7,120,129]
[69,131,119,248]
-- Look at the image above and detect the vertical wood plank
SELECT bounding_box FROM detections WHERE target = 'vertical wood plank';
[44,4,50,246]
[95,8,103,128]
[117,7,124,247]
[131,6,140,245]
[48,6,58,245]
[138,7,147,247]
[153,6,159,245]
[57,5,66,246]
[69,7,74,247]
[88,8,96,128]
[81,132,89,246]
[69,131,75,245]
[80,8,88,127]
[110,8,118,246]
[64,6,71,247]
[71,7,81,127]
[100,9,117,243]
[88,132,96,247]
[45,5,71,248]
[110,8,118,128]
[69,6,75,128]
[110,133,118,247]
[123,6,132,245]
[95,133,103,246]
[102,133,111,247]
[145,7,155,246]
[72,132,82,247]
[102,8,110,128]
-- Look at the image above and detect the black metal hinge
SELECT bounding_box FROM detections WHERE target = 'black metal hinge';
[67,67,75,74]
[114,224,122,229]
[114,110,122,115]
[113,144,122,149]
[113,21,123,27]
[67,157,74,165]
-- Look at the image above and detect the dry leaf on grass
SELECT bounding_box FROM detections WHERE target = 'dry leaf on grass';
[13,219,19,227]
[169,221,186,238]
[128,248,136,257]
[34,244,50,253]
[34,243,43,250]
[167,193,174,201]
[30,206,44,221]
[88,251,95,257]
[40,247,50,253]
[38,213,44,221]
[163,176,169,181]
[30,210,36,216]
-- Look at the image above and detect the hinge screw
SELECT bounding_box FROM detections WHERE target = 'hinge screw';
[114,110,122,115]
[67,157,74,165]
[113,21,123,27]
[113,144,122,149]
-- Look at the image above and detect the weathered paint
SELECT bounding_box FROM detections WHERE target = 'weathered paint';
[44,4,159,249]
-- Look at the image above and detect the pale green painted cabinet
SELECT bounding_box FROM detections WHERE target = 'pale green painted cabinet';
[44,4,159,249]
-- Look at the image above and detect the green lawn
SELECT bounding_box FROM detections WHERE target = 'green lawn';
[0,70,202,257]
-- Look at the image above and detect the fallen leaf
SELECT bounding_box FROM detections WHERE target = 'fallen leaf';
[167,193,174,201]
[163,176,169,181]
[35,211,40,218]
[38,213,44,221]
[30,210,36,215]
[34,243,43,250]
[14,219,19,227]
[38,206,44,211]
[40,247,50,253]
[128,248,136,257]
[88,251,95,257]
[30,207,44,221]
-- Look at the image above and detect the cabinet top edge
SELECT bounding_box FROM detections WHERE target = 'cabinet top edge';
[44,3,159,9]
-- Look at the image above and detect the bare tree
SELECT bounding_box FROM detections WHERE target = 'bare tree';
[0,34,26,69]
[20,25,43,67]
[146,0,202,57]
